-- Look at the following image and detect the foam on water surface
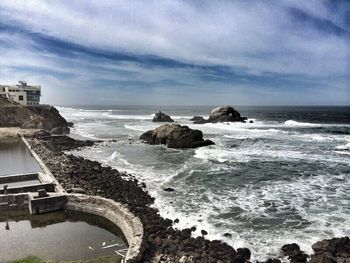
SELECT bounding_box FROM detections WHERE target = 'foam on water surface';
[60,106,350,261]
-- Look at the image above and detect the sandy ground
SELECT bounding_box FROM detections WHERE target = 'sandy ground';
[0,128,40,139]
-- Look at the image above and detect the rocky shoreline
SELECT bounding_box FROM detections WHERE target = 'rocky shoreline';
[26,136,350,263]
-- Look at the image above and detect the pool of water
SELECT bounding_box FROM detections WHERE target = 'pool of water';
[0,139,42,176]
[0,210,128,262]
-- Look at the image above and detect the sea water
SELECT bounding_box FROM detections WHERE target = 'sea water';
[58,105,350,260]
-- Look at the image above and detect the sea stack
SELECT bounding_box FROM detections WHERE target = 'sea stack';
[140,124,214,149]
[190,106,247,124]
[152,111,174,122]
[208,106,247,123]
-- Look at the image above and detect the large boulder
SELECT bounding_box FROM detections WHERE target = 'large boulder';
[140,124,214,149]
[310,236,350,263]
[152,111,174,122]
[208,106,247,123]
[0,96,70,132]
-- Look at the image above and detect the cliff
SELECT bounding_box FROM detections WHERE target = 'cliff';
[0,96,69,133]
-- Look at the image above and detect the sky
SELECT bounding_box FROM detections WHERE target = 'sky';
[0,0,349,106]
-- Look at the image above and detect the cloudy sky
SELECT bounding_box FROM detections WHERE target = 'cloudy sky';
[0,0,349,105]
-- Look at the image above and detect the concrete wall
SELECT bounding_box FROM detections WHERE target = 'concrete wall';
[29,194,67,215]
[0,193,28,211]
[22,137,66,193]
[0,193,144,262]
[66,194,144,263]
[0,183,55,194]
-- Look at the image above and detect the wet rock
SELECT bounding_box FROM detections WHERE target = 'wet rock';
[249,120,254,123]
[163,188,175,192]
[281,243,301,258]
[152,111,174,122]
[237,247,251,261]
[39,135,95,151]
[140,124,215,149]
[190,116,207,124]
[223,233,232,238]
[208,106,247,123]
[310,236,350,263]
[201,230,208,236]
[174,219,179,223]
[264,259,282,263]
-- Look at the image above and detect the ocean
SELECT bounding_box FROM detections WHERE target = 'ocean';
[57,105,350,261]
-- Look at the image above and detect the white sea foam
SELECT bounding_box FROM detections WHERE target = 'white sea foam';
[335,142,350,150]
[124,124,149,132]
[62,106,350,261]
[284,120,320,127]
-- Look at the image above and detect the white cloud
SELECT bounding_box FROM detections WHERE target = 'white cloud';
[0,0,349,78]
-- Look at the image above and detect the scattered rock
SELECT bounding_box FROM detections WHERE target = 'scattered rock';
[152,111,174,122]
[201,230,208,236]
[140,124,215,149]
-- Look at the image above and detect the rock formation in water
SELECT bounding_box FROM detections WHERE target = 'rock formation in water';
[190,106,247,124]
[152,111,174,122]
[208,106,246,123]
[140,124,214,148]
[0,96,69,134]
[190,116,207,124]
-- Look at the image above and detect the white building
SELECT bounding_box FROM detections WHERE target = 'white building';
[0,81,41,106]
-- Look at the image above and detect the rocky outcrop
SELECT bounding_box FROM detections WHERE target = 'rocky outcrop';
[190,106,247,124]
[152,111,174,122]
[0,97,69,133]
[140,124,214,149]
[208,106,247,123]
[310,236,350,263]
[190,116,207,124]
[39,135,95,151]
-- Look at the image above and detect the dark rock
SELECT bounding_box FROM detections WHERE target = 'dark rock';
[249,120,254,123]
[163,187,175,192]
[140,124,215,149]
[265,259,282,263]
[312,236,350,257]
[223,233,232,238]
[174,218,179,223]
[281,243,301,258]
[190,116,207,124]
[152,111,174,122]
[208,106,246,123]
[67,122,74,127]
[309,253,336,263]
[201,230,208,236]
[39,135,95,151]
[237,247,251,261]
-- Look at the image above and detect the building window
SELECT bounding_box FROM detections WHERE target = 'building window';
[19,95,23,101]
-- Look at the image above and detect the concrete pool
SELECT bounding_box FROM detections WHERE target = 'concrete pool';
[0,139,42,176]
[0,209,128,262]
